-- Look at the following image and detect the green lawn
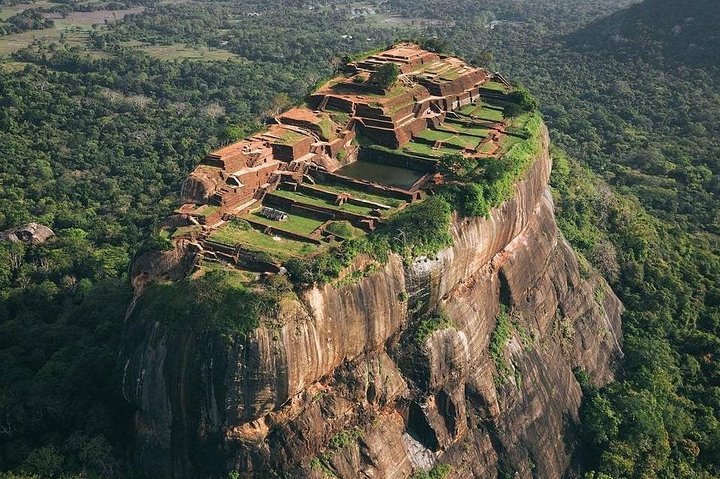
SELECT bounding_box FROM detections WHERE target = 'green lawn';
[270,189,376,216]
[443,134,481,150]
[247,211,325,236]
[473,106,504,122]
[415,126,482,150]
[479,141,498,154]
[444,120,492,137]
[208,221,317,261]
[482,81,509,92]
[312,182,404,209]
[415,128,455,142]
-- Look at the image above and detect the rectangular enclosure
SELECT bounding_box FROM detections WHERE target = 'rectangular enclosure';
[335,160,425,190]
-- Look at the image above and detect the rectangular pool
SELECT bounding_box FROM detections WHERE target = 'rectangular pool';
[335,161,425,190]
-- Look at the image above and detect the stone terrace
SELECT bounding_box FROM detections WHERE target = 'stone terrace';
[159,44,514,274]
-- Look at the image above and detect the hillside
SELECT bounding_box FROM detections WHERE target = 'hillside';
[570,0,720,69]
[120,47,623,478]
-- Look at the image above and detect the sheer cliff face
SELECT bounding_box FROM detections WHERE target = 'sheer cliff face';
[121,126,623,479]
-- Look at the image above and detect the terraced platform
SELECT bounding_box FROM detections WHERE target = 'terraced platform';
[155,44,520,275]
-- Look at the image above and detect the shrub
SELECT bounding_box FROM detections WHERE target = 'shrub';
[375,195,453,260]
[440,182,489,217]
[415,308,454,345]
[325,220,362,239]
[507,85,539,113]
[369,63,400,90]
[133,269,278,337]
[328,427,363,450]
[489,305,513,384]
[411,463,451,479]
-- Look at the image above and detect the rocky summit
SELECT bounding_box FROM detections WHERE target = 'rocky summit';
[120,45,623,479]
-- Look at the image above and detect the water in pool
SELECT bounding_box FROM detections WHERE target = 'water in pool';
[335,161,424,190]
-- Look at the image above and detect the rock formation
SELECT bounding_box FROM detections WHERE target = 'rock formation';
[120,125,623,478]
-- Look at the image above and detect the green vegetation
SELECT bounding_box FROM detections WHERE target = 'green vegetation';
[327,427,364,450]
[479,112,543,206]
[489,305,513,385]
[135,43,239,62]
[504,85,539,117]
[368,62,400,90]
[325,221,363,239]
[1,0,719,476]
[247,211,324,236]
[552,151,720,478]
[435,111,541,218]
[311,181,404,209]
[411,463,451,479]
[414,308,454,345]
[287,195,452,285]
[134,269,278,337]
[270,190,376,216]
[209,219,317,262]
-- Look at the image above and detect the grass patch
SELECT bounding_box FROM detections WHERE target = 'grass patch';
[247,211,324,236]
[481,80,509,92]
[402,140,458,158]
[325,221,363,239]
[0,1,57,20]
[209,219,317,262]
[474,105,504,122]
[270,189,375,216]
[312,181,404,209]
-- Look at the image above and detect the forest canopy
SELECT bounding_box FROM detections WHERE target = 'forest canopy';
[0,0,718,477]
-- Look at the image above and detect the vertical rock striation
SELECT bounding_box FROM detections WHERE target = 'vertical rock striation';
[120,125,623,478]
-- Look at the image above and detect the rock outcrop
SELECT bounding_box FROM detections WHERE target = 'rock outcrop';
[120,126,623,478]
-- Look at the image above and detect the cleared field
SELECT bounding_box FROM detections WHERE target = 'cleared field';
[270,189,376,216]
[208,221,317,261]
[0,7,142,56]
[143,44,238,61]
[0,1,57,20]
[120,40,239,61]
[0,60,30,71]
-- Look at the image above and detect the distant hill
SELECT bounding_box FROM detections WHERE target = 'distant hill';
[568,0,720,69]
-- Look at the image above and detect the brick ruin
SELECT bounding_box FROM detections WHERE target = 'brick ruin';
[165,43,512,272]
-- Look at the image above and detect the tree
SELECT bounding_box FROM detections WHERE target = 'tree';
[507,86,539,114]
[369,63,400,90]
[420,37,448,53]
[474,50,494,68]
[439,153,475,180]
